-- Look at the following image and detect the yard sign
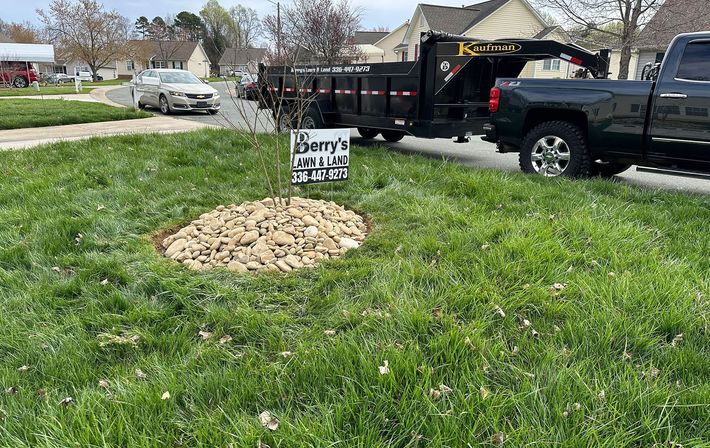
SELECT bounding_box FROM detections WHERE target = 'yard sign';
[290,129,350,185]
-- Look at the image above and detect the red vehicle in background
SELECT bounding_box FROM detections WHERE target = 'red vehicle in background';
[0,61,39,88]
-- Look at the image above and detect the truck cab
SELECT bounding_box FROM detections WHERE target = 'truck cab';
[486,32,710,177]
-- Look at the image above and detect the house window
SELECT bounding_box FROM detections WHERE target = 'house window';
[126,60,134,71]
[415,44,419,60]
[153,60,167,69]
[401,51,408,62]
[172,61,183,70]
[543,59,561,71]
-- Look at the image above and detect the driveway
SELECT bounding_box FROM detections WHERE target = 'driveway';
[107,84,710,195]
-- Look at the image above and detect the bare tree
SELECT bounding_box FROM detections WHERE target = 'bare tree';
[228,5,262,49]
[0,20,42,43]
[38,0,130,81]
[264,0,363,65]
[533,0,665,79]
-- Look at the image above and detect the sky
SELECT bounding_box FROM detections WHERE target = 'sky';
[3,0,480,30]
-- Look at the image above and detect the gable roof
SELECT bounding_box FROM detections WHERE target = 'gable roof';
[418,0,509,35]
[636,0,710,49]
[129,40,199,61]
[354,31,389,45]
[219,47,267,66]
[533,25,561,39]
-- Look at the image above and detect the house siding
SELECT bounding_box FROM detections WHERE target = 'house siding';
[465,0,543,40]
[186,45,210,78]
[376,23,410,62]
[634,50,657,80]
[405,8,430,61]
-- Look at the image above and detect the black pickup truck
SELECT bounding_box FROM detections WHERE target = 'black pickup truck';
[484,32,710,178]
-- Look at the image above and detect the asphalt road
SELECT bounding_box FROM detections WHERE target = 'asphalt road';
[107,85,710,195]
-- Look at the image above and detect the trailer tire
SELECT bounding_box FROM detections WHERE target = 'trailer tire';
[357,127,379,139]
[276,107,291,133]
[519,121,590,177]
[381,130,405,142]
[590,161,631,177]
[301,107,323,129]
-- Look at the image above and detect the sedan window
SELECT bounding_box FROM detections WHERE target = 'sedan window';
[159,71,202,84]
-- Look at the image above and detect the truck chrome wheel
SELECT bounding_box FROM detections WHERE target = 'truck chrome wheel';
[531,136,571,176]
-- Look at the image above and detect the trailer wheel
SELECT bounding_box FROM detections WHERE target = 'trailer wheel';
[276,108,292,133]
[301,107,323,129]
[519,121,590,177]
[590,161,631,177]
[381,130,405,142]
[357,127,379,139]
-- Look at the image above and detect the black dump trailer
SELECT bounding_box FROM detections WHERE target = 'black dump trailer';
[259,31,610,142]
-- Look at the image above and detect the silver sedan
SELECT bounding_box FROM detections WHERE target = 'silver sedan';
[134,69,220,114]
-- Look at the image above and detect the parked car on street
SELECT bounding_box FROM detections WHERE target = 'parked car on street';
[484,32,710,178]
[134,69,221,114]
[45,73,75,85]
[0,61,39,88]
[237,74,258,100]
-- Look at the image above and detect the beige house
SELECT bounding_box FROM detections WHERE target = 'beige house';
[218,47,267,75]
[380,0,578,79]
[117,40,211,79]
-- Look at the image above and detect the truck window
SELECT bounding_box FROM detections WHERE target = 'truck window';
[676,42,710,81]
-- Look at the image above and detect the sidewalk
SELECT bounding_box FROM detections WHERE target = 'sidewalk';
[0,116,215,150]
[0,85,126,105]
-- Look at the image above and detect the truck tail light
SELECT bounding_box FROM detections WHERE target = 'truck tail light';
[489,87,501,113]
[246,82,254,88]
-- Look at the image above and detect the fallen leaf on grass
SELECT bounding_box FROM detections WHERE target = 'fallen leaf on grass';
[259,411,279,431]
[17,365,29,372]
[161,391,170,400]
[671,333,684,347]
[59,396,74,407]
[429,388,441,401]
[622,351,633,361]
[97,205,106,211]
[531,329,540,339]
[135,368,147,380]
[98,379,109,389]
[5,387,17,394]
[520,318,531,329]
[218,335,233,345]
[479,386,489,400]
[378,360,390,375]
[258,441,270,448]
[324,329,337,336]
[198,330,213,340]
[464,337,476,350]
[75,233,83,245]
[493,305,506,318]
[280,351,293,358]
[100,279,109,286]
[431,307,442,318]
[37,389,46,399]
[97,333,139,348]
[429,384,453,401]
[608,272,616,277]
[492,432,505,446]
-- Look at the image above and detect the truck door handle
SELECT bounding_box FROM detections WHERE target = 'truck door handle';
[660,92,688,99]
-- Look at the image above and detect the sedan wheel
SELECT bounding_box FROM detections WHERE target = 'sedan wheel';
[530,135,571,177]
[159,95,171,115]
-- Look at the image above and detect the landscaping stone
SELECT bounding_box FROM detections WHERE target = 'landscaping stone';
[161,197,367,273]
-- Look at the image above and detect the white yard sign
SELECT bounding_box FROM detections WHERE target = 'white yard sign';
[290,129,350,185]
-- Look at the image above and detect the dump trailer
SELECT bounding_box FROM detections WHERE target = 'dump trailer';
[259,31,610,142]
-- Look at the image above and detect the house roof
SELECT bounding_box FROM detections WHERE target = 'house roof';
[353,31,389,45]
[418,0,509,35]
[129,40,199,61]
[636,0,710,49]
[218,47,267,66]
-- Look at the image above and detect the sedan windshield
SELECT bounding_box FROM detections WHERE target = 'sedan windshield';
[159,71,202,84]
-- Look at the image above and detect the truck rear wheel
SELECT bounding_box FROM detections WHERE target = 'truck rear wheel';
[381,130,405,142]
[357,127,379,139]
[519,121,590,177]
[590,161,631,177]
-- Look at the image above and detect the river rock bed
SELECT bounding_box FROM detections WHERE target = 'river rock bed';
[160,197,368,272]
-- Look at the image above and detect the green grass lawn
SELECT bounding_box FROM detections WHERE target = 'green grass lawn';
[0,129,708,447]
[0,99,150,130]
[0,86,98,97]
[205,76,242,83]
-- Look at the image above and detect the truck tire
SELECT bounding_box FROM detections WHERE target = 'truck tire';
[13,76,28,88]
[519,121,591,177]
[358,127,379,139]
[590,161,631,177]
[381,130,405,142]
